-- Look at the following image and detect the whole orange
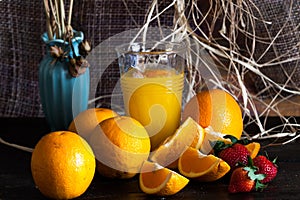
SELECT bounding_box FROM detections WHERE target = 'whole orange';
[89,116,151,179]
[182,89,243,139]
[68,108,118,141]
[31,131,95,200]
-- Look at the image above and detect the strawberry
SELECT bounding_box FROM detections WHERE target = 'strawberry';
[253,155,278,183]
[228,166,266,193]
[213,135,250,169]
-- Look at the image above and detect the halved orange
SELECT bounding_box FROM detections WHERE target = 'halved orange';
[139,160,189,196]
[178,147,230,182]
[149,117,205,168]
[245,142,260,159]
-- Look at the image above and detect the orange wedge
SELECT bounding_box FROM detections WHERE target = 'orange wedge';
[178,147,230,182]
[200,126,232,154]
[139,161,189,196]
[245,142,260,159]
[149,117,205,168]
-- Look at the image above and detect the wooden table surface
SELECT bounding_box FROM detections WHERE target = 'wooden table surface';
[1,118,300,200]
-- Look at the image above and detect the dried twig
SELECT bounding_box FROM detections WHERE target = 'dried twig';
[0,137,34,153]
[59,0,65,37]
[43,0,53,40]
[67,0,74,29]
[43,0,72,40]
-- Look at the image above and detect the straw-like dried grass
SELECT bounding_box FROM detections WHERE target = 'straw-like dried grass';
[132,0,300,146]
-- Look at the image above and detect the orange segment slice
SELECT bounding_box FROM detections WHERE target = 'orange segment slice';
[139,161,189,196]
[149,117,205,168]
[200,126,232,154]
[178,147,230,182]
[245,142,260,159]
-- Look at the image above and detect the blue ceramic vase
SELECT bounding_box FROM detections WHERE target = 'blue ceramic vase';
[39,31,90,131]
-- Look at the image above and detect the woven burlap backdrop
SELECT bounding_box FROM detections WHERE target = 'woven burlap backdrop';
[0,0,174,117]
[0,0,299,117]
[250,0,300,97]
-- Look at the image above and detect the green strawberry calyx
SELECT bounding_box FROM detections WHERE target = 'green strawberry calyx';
[212,135,249,155]
[265,151,278,167]
[244,157,267,191]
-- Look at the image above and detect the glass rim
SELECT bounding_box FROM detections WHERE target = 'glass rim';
[115,40,186,55]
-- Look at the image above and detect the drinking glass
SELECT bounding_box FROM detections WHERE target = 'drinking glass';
[116,41,186,150]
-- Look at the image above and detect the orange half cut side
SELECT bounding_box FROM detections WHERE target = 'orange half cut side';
[178,147,230,182]
[139,161,189,196]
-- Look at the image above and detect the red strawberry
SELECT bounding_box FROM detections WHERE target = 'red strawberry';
[253,155,278,183]
[228,166,266,193]
[218,143,250,168]
[213,136,250,169]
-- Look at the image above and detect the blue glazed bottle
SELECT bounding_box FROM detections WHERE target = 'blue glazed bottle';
[39,31,90,131]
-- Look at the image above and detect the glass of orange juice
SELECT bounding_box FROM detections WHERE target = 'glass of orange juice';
[116,41,186,150]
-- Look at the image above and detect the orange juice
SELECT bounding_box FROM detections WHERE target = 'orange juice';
[121,66,184,149]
